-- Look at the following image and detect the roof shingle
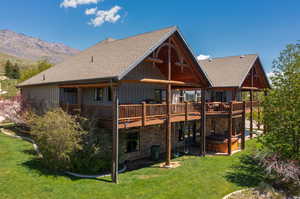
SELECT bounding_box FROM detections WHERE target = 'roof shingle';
[18,26,177,87]
[198,54,258,87]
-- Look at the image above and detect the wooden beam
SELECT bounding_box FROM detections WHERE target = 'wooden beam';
[200,89,206,156]
[250,90,253,139]
[228,102,233,155]
[111,86,119,184]
[241,86,262,91]
[77,88,83,113]
[145,57,164,64]
[175,62,189,68]
[241,101,246,150]
[165,39,172,167]
[121,78,202,87]
[59,82,117,88]
[263,90,268,134]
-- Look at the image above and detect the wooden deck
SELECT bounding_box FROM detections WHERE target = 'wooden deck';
[61,101,259,129]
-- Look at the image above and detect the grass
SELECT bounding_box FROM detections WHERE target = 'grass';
[0,131,262,199]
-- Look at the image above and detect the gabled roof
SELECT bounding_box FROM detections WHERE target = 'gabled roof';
[198,54,270,88]
[19,26,194,87]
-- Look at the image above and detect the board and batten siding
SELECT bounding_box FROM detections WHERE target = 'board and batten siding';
[21,85,60,109]
[119,62,166,104]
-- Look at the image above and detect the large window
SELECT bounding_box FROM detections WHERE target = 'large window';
[126,130,140,153]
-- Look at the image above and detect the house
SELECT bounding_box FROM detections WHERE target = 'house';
[17,26,270,182]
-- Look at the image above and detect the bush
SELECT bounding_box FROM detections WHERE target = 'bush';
[27,109,124,174]
[71,118,125,174]
[255,151,300,196]
[28,109,85,171]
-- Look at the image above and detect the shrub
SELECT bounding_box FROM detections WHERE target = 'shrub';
[71,118,125,174]
[28,108,85,171]
[255,151,300,196]
[27,109,124,174]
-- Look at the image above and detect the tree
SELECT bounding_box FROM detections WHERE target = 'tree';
[11,63,20,79]
[20,60,53,82]
[4,60,12,78]
[260,43,300,160]
[4,61,21,79]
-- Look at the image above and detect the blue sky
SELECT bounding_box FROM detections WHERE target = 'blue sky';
[0,0,299,74]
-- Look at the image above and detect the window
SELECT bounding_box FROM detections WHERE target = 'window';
[107,87,112,101]
[94,88,105,101]
[154,89,166,103]
[215,91,227,102]
[126,130,140,153]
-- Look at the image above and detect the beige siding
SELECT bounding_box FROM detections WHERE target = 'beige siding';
[119,62,166,104]
[22,85,60,109]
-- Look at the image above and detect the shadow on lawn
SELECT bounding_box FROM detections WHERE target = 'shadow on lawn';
[225,154,265,187]
[21,158,112,182]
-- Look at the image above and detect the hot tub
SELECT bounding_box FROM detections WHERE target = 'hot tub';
[206,135,239,153]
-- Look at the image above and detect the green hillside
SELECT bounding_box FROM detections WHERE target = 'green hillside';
[0,52,35,75]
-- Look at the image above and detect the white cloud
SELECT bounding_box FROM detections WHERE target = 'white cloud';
[197,54,210,60]
[85,7,98,15]
[88,6,122,27]
[267,72,275,78]
[60,0,102,8]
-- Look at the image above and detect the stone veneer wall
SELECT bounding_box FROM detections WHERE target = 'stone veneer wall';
[121,123,187,161]
[206,117,243,136]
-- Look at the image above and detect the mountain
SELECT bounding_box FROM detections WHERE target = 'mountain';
[0,29,80,64]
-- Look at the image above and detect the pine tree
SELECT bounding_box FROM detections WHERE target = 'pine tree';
[4,60,12,78]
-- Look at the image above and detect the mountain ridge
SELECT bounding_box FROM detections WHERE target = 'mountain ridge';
[0,29,80,64]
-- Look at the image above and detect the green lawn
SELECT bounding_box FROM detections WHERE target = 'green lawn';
[0,132,261,199]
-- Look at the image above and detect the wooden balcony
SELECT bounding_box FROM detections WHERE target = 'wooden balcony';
[60,101,259,129]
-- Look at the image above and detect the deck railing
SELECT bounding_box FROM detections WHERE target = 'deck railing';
[61,100,259,125]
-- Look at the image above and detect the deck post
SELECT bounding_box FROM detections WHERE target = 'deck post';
[228,102,233,155]
[142,102,146,126]
[200,89,206,156]
[165,39,172,167]
[257,99,261,130]
[263,90,268,134]
[77,87,83,113]
[112,86,119,183]
[185,101,188,121]
[241,101,246,150]
[249,89,253,139]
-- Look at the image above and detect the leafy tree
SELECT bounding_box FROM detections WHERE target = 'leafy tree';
[260,43,300,160]
[20,60,53,82]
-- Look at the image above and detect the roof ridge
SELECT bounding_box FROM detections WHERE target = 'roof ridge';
[101,25,177,44]
[201,53,258,61]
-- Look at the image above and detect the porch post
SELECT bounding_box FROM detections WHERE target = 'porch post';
[200,89,206,156]
[112,85,119,183]
[250,67,254,138]
[77,87,83,113]
[257,94,261,130]
[263,90,268,134]
[165,39,172,166]
[249,90,253,138]
[241,101,246,150]
[232,88,237,101]
[228,102,233,155]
